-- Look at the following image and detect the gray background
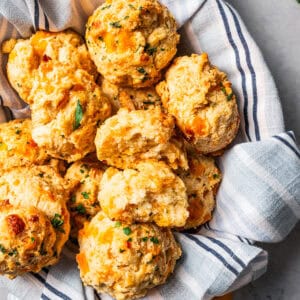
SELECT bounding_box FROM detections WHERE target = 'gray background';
[225,0,300,299]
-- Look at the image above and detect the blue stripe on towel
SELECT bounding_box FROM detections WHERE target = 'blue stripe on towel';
[32,273,72,300]
[44,12,49,30]
[226,4,260,141]
[34,0,39,30]
[216,0,251,141]
[273,135,300,159]
[205,236,246,268]
[184,233,239,275]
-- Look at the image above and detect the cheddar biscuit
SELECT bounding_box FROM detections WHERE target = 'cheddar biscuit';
[86,0,179,87]
[99,161,189,227]
[5,30,97,104]
[95,108,188,170]
[65,159,105,238]
[0,166,70,257]
[178,154,221,229]
[0,119,49,170]
[30,68,111,162]
[0,203,57,278]
[156,53,240,153]
[77,212,181,300]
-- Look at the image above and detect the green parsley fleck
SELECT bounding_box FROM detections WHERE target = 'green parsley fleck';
[98,36,103,41]
[115,221,122,227]
[101,4,111,10]
[74,100,83,130]
[119,249,125,253]
[8,249,18,256]
[15,129,21,134]
[51,214,65,233]
[123,227,132,236]
[124,16,129,20]
[127,237,132,242]
[128,4,135,9]
[150,237,159,244]
[137,67,146,74]
[213,173,220,179]
[227,93,233,101]
[81,192,90,199]
[141,237,148,242]
[0,244,6,253]
[31,237,35,243]
[110,21,122,28]
[80,169,85,173]
[145,44,157,55]
[76,204,86,215]
[38,172,44,178]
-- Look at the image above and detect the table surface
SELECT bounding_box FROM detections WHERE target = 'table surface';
[225,0,300,299]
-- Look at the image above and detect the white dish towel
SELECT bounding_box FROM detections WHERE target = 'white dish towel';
[0,0,299,299]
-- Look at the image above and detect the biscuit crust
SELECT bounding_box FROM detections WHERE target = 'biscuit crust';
[77,212,181,300]
[86,0,179,87]
[156,53,240,153]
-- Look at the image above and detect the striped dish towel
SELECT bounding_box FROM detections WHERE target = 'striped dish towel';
[0,0,299,299]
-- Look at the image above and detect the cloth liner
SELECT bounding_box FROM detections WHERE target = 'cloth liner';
[0,0,299,299]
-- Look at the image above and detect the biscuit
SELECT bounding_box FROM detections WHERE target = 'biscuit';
[77,212,181,300]
[156,53,240,153]
[99,161,189,227]
[65,159,105,239]
[5,30,97,104]
[178,154,221,229]
[95,107,188,170]
[0,202,57,278]
[0,119,49,170]
[0,166,70,257]
[86,0,179,87]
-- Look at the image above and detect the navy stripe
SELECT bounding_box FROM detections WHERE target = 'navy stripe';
[32,273,72,300]
[205,236,246,268]
[34,0,39,30]
[286,131,296,143]
[42,267,49,274]
[94,290,102,300]
[216,0,251,141]
[226,4,260,141]
[274,136,300,159]
[41,293,51,300]
[44,12,49,31]
[184,233,239,275]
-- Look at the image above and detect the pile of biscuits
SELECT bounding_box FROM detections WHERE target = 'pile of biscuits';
[0,0,239,299]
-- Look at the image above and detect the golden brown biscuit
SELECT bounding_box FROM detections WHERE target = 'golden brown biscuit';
[95,107,188,170]
[5,30,97,103]
[156,53,240,153]
[0,202,57,279]
[65,159,105,239]
[177,154,221,229]
[0,166,70,256]
[101,78,162,113]
[86,0,179,87]
[77,212,181,300]
[99,161,189,227]
[30,68,111,162]
[0,119,49,171]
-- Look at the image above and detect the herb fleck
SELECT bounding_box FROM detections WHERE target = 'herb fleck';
[123,227,132,236]
[76,204,86,215]
[38,173,44,178]
[119,249,125,253]
[74,100,83,130]
[81,192,90,199]
[101,4,111,10]
[213,173,220,179]
[98,36,103,41]
[15,129,21,134]
[143,101,155,105]
[0,244,6,254]
[31,237,35,242]
[51,213,65,233]
[145,44,157,55]
[150,237,159,244]
[110,21,122,28]
[141,237,148,242]
[137,67,146,74]
[8,249,18,256]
